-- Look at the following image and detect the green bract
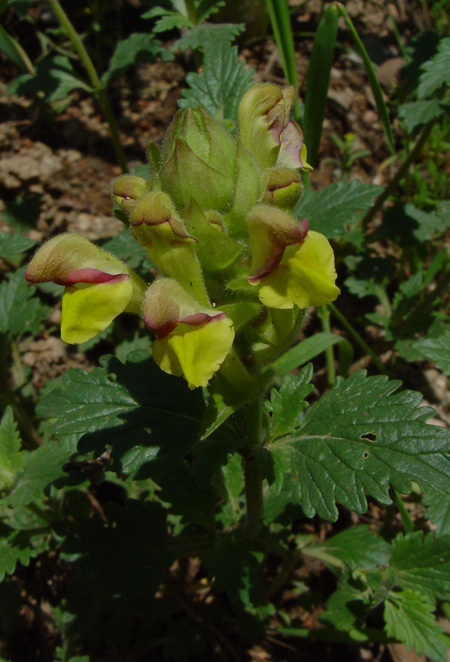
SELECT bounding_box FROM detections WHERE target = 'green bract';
[26,84,339,390]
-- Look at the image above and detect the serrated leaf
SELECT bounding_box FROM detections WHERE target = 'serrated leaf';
[178,24,255,122]
[102,33,169,86]
[174,23,244,52]
[141,7,191,32]
[384,590,449,662]
[0,523,40,582]
[8,55,91,102]
[323,525,391,570]
[423,488,450,534]
[293,180,382,239]
[406,327,450,375]
[203,533,263,603]
[5,437,76,507]
[101,229,153,276]
[216,453,245,527]
[37,351,205,480]
[418,37,450,98]
[269,365,313,439]
[267,371,450,521]
[0,407,25,491]
[399,100,447,133]
[115,335,152,363]
[0,232,34,257]
[389,531,450,600]
[0,267,50,338]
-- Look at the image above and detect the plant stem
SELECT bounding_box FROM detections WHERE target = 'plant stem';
[318,305,335,386]
[278,626,393,644]
[244,396,264,537]
[328,303,390,376]
[361,122,434,231]
[393,490,415,532]
[46,0,128,172]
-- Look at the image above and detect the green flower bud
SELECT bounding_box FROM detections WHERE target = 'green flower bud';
[238,83,311,172]
[261,168,302,208]
[159,108,236,211]
[112,174,151,214]
[131,192,209,306]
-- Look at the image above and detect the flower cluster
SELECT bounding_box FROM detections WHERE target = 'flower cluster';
[26,84,340,391]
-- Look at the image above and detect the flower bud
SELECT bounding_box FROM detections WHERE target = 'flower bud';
[247,205,308,283]
[144,278,234,389]
[260,168,302,208]
[25,234,146,343]
[112,174,151,214]
[238,83,311,172]
[131,192,209,306]
[160,108,236,211]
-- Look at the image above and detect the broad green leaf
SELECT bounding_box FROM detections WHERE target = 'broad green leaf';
[141,7,191,32]
[0,407,25,491]
[178,25,254,122]
[407,327,450,375]
[115,335,152,363]
[383,203,450,244]
[0,523,40,581]
[423,489,450,534]
[0,267,50,338]
[384,590,449,662]
[37,351,205,480]
[269,365,313,439]
[174,23,244,52]
[418,37,450,98]
[321,580,373,631]
[8,55,91,102]
[294,180,382,239]
[0,232,34,257]
[102,33,169,86]
[389,531,450,600]
[4,437,76,507]
[267,371,450,521]
[399,100,447,133]
[323,525,391,570]
[273,332,353,375]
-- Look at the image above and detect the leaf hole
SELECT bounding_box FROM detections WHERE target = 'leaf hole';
[360,432,377,442]
[363,451,369,459]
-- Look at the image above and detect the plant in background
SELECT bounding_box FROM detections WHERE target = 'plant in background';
[1,2,450,661]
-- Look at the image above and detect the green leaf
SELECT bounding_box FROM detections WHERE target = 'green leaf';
[302,4,339,164]
[0,522,40,582]
[0,23,34,74]
[418,37,450,98]
[203,533,263,603]
[102,33,169,86]
[423,489,450,535]
[102,229,153,278]
[294,180,382,239]
[0,407,25,491]
[269,365,314,439]
[384,590,449,662]
[141,7,191,32]
[174,23,244,52]
[216,453,245,528]
[389,531,450,600]
[115,335,152,363]
[273,332,353,374]
[406,327,450,375]
[321,580,373,631]
[0,232,34,258]
[178,25,255,122]
[323,525,391,570]
[8,55,91,103]
[267,371,450,521]
[37,351,205,480]
[399,100,447,133]
[5,437,76,507]
[0,267,49,338]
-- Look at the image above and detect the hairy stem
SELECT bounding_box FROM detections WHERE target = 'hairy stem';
[244,395,264,537]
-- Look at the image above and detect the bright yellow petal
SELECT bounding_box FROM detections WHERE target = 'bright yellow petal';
[61,278,133,344]
[152,317,235,389]
[286,230,340,307]
[257,264,295,309]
